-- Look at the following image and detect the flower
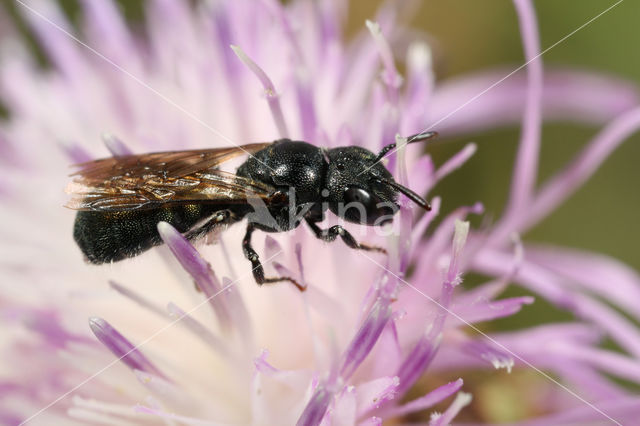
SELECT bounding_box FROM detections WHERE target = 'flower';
[1,0,640,425]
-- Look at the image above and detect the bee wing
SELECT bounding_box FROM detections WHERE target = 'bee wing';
[71,142,273,181]
[66,143,279,212]
[66,170,278,211]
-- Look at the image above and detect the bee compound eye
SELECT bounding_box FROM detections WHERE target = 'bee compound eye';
[342,187,377,224]
[341,186,397,225]
[344,187,373,206]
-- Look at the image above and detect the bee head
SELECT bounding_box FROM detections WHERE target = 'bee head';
[325,132,435,226]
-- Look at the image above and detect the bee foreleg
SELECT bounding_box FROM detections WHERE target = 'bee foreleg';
[305,218,386,254]
[242,223,305,291]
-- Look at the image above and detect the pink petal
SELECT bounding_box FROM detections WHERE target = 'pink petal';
[157,222,233,332]
[526,245,640,322]
[506,0,544,217]
[383,378,463,418]
[429,391,472,426]
[451,296,534,325]
[355,376,399,417]
[89,317,166,379]
[525,106,640,230]
[429,70,639,136]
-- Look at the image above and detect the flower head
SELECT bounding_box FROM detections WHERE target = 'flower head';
[1,0,640,425]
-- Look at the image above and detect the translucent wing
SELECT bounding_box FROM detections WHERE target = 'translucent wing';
[71,142,272,180]
[66,143,278,211]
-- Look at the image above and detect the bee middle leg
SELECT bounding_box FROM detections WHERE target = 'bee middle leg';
[305,219,386,254]
[242,223,305,291]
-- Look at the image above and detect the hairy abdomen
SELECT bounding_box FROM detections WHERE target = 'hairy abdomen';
[73,204,236,263]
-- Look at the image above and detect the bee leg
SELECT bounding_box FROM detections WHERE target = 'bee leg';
[305,219,386,254]
[242,224,306,291]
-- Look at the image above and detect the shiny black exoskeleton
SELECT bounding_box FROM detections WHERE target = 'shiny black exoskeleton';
[73,133,435,290]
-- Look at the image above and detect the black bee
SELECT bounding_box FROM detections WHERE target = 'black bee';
[68,132,436,290]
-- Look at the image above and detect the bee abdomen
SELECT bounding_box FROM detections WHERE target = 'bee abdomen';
[73,205,226,264]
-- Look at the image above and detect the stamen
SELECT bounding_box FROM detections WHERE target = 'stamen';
[231,44,290,138]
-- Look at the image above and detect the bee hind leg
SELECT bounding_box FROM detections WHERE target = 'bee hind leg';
[242,223,305,291]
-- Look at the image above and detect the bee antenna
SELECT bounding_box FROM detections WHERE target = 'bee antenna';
[376,177,431,211]
[373,131,439,163]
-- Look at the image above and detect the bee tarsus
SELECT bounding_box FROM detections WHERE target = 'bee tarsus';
[242,223,305,291]
[305,218,386,254]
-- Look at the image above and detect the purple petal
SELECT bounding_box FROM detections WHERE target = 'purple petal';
[412,203,483,283]
[473,248,574,306]
[396,335,440,396]
[166,303,232,360]
[429,392,472,426]
[433,143,477,185]
[463,340,514,373]
[512,396,639,426]
[231,44,289,138]
[498,323,603,346]
[358,417,382,426]
[451,296,534,325]
[383,379,463,418]
[474,249,640,357]
[410,196,441,250]
[553,361,627,400]
[429,69,640,136]
[295,243,309,289]
[0,413,22,426]
[525,106,640,230]
[332,386,356,425]
[432,220,471,334]
[402,42,435,134]
[17,0,85,79]
[408,156,435,202]
[551,343,640,384]
[253,349,279,375]
[340,297,393,379]
[394,136,415,276]
[80,0,137,67]
[295,72,318,141]
[453,232,523,304]
[60,142,92,163]
[109,280,166,318]
[157,221,233,332]
[507,0,543,217]
[526,245,640,322]
[18,308,92,349]
[297,386,332,426]
[355,376,399,417]
[270,2,319,143]
[88,317,166,379]
[446,219,470,284]
[264,235,283,260]
[366,20,401,104]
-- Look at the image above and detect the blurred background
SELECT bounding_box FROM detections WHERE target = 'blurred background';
[1,0,639,422]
